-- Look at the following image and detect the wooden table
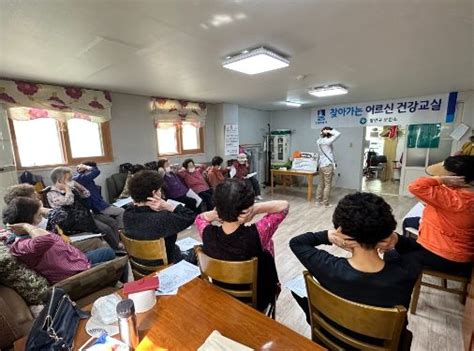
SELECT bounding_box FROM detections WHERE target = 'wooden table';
[271,169,318,201]
[15,278,325,351]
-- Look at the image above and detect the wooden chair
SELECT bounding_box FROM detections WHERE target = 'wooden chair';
[405,227,419,240]
[304,271,407,351]
[194,246,277,319]
[410,269,469,314]
[119,231,168,279]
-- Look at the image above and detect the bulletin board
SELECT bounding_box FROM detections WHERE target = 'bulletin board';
[407,124,441,148]
[224,124,239,156]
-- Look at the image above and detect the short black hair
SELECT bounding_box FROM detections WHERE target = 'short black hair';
[214,179,255,222]
[321,126,333,138]
[157,159,168,170]
[444,155,474,183]
[211,156,223,167]
[183,159,195,169]
[2,197,41,225]
[83,161,97,167]
[333,192,396,249]
[127,170,163,203]
[4,184,36,205]
[131,164,145,175]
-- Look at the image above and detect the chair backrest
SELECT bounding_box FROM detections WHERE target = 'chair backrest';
[195,246,258,308]
[304,271,406,351]
[106,173,128,202]
[119,231,168,278]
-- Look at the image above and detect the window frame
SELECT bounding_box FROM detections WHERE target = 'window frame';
[8,117,114,170]
[156,123,204,156]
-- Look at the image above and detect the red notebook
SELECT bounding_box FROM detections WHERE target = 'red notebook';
[123,276,159,295]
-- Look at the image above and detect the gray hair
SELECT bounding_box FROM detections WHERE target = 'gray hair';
[50,167,72,184]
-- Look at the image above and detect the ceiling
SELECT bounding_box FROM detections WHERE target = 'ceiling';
[0,0,473,110]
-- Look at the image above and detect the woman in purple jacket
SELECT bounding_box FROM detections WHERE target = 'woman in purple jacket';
[157,159,198,212]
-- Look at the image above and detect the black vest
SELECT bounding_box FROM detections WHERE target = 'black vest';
[202,224,279,310]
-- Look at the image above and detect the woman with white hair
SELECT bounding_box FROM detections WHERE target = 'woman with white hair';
[47,167,121,250]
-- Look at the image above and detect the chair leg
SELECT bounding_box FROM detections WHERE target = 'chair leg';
[410,274,422,314]
[271,302,276,320]
[460,282,468,304]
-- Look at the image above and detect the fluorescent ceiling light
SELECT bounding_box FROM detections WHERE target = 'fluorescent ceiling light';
[285,101,301,107]
[308,85,348,97]
[223,47,289,75]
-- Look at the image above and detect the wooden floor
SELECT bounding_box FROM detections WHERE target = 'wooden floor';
[178,185,464,351]
[362,177,401,196]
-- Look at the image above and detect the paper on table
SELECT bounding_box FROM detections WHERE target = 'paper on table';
[113,197,133,208]
[167,199,185,207]
[186,189,203,207]
[284,274,307,298]
[69,233,103,243]
[155,288,178,296]
[403,202,425,221]
[198,330,253,351]
[244,172,257,179]
[229,166,237,179]
[155,260,201,293]
[176,237,202,251]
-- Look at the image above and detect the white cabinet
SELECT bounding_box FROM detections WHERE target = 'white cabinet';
[270,130,291,166]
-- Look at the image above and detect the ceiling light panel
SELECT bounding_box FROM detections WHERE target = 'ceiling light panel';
[223,47,289,75]
[308,85,348,97]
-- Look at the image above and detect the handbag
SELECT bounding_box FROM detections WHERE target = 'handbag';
[26,287,90,351]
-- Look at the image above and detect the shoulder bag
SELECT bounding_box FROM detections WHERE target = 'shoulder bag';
[26,287,90,351]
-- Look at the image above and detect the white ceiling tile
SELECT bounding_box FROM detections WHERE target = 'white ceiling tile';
[0,0,472,110]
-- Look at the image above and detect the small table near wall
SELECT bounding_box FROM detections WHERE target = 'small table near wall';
[271,169,318,201]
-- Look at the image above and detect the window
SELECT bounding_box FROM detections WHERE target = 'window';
[9,117,113,168]
[156,122,204,156]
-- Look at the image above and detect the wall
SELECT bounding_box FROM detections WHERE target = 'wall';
[214,103,238,162]
[0,106,17,213]
[10,93,217,201]
[454,90,474,149]
[271,108,364,190]
[238,107,271,183]
[7,90,472,200]
[238,107,270,145]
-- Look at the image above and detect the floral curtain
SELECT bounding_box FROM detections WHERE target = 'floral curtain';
[0,79,112,123]
[151,97,206,127]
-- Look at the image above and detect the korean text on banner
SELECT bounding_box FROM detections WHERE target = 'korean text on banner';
[311,92,458,128]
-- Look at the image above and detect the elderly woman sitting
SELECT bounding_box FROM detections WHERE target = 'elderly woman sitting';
[2,197,116,284]
[47,167,121,250]
[3,183,50,229]
[3,183,109,253]
[123,170,196,265]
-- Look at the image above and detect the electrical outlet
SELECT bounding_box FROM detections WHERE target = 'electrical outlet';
[338,173,341,177]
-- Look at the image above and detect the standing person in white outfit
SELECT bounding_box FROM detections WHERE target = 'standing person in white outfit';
[316,127,341,206]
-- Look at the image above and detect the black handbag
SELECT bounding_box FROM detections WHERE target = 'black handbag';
[26,287,90,351]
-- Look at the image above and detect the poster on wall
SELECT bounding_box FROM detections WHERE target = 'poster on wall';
[311,92,458,129]
[224,124,239,156]
[407,124,441,148]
